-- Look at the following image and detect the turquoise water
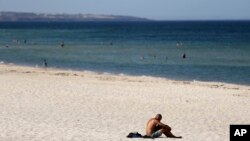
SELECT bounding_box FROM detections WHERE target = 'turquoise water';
[0,21,250,85]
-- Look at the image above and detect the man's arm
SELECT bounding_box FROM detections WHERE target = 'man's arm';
[154,120,171,130]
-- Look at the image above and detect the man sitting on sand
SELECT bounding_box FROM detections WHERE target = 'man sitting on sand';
[146,114,182,138]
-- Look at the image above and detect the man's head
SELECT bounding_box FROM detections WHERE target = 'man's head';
[155,114,162,121]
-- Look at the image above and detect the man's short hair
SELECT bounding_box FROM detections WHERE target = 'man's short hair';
[155,114,162,120]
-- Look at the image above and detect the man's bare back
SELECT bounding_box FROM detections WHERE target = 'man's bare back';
[146,114,182,138]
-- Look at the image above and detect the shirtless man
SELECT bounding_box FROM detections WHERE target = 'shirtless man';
[146,114,182,138]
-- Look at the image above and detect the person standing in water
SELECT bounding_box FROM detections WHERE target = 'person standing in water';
[182,53,186,59]
[43,59,48,67]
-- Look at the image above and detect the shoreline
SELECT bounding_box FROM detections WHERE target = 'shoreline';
[0,63,249,90]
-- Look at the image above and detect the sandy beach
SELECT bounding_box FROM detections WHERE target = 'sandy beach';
[0,64,249,141]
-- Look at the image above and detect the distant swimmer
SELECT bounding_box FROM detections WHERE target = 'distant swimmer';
[60,42,64,48]
[13,39,19,43]
[5,45,9,48]
[176,42,180,48]
[24,40,27,44]
[43,59,48,67]
[176,42,183,48]
[110,42,113,45]
[182,53,186,59]
[140,55,145,60]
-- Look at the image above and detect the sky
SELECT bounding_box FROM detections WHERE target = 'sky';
[0,0,250,20]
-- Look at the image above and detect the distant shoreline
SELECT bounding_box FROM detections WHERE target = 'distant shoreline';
[0,11,151,22]
[1,20,250,23]
[1,11,250,22]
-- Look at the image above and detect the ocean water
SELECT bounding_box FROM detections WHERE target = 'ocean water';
[0,21,250,85]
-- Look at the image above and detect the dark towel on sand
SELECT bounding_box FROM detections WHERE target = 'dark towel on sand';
[127,132,153,139]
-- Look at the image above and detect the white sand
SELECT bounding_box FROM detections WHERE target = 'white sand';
[0,64,249,141]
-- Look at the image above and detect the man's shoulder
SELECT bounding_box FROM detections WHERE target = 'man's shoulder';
[148,118,155,121]
[148,118,157,123]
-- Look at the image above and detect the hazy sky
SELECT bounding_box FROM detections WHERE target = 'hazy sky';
[0,0,250,20]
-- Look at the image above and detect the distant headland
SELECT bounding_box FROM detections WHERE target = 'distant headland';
[0,11,151,22]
